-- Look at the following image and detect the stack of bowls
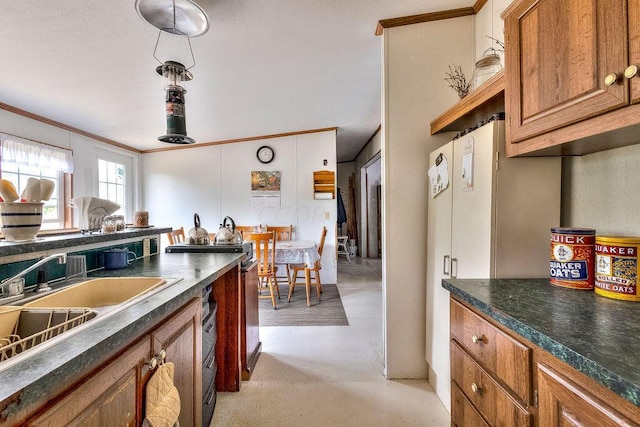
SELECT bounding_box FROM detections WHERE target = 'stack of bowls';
[0,202,44,241]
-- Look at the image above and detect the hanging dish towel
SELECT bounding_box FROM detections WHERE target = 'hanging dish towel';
[143,362,181,427]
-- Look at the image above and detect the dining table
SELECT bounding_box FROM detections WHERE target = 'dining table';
[273,240,320,268]
[271,240,320,305]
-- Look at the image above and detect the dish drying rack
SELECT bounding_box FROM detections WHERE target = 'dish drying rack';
[0,307,95,362]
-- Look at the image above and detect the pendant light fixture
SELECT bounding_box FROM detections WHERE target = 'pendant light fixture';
[135,0,210,144]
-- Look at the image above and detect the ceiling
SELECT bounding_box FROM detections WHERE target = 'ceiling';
[1,0,472,162]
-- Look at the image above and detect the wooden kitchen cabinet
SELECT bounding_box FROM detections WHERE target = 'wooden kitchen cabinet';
[211,264,242,392]
[451,383,489,427]
[28,338,149,426]
[150,297,202,427]
[450,299,532,404]
[503,0,640,157]
[240,260,261,380]
[537,362,638,426]
[450,296,640,426]
[27,298,202,427]
[450,299,533,426]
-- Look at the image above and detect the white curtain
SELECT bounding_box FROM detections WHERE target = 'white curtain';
[0,133,74,173]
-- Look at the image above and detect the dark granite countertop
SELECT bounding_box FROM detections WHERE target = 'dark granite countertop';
[0,227,171,257]
[0,251,242,420]
[442,278,640,408]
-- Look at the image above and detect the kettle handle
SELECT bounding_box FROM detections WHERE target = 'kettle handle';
[194,213,201,229]
[222,216,236,231]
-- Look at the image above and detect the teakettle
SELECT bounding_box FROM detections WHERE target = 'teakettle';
[187,213,210,245]
[215,216,242,245]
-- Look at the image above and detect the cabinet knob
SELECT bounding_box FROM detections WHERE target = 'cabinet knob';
[471,383,480,393]
[148,357,158,370]
[605,73,619,86]
[625,65,639,79]
[471,334,485,344]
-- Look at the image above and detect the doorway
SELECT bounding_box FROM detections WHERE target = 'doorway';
[361,154,381,259]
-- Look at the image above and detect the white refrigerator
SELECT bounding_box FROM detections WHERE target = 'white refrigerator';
[425,119,561,412]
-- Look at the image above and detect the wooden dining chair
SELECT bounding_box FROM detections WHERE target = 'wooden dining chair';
[166,227,185,245]
[266,225,294,287]
[244,231,280,309]
[235,225,262,239]
[265,225,293,241]
[288,226,327,306]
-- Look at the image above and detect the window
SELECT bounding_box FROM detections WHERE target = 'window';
[98,159,125,215]
[0,133,74,231]
[0,163,64,230]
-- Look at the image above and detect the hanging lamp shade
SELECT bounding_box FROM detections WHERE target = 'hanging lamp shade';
[135,0,209,144]
[135,0,209,37]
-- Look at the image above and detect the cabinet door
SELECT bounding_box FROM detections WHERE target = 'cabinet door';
[241,260,260,380]
[426,141,453,410]
[28,338,150,426]
[150,298,202,427]
[505,0,628,145]
[537,363,637,426]
[451,122,495,279]
[630,0,640,103]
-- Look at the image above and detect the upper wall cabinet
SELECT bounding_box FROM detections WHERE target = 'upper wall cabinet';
[503,0,640,157]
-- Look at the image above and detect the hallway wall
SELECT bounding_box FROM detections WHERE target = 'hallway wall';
[381,17,472,379]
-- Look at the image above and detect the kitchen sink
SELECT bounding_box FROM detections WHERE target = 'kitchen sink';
[23,277,167,309]
[0,277,170,368]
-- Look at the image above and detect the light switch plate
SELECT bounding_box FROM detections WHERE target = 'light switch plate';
[324,212,330,220]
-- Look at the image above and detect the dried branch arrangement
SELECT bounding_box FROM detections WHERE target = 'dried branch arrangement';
[444,64,471,99]
[485,35,505,53]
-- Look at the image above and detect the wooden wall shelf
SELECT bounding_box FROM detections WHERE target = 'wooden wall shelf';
[430,70,505,135]
[313,170,335,199]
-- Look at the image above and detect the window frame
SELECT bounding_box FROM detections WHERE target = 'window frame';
[94,148,135,222]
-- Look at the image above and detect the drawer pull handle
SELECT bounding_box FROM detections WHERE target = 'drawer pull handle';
[471,383,480,394]
[471,334,485,344]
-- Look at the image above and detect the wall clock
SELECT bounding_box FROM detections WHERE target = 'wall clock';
[257,145,275,163]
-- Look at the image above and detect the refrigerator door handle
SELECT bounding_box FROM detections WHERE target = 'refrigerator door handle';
[443,255,450,276]
[451,257,458,278]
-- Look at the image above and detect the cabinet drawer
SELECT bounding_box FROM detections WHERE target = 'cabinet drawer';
[451,342,531,426]
[451,382,489,427]
[450,298,532,403]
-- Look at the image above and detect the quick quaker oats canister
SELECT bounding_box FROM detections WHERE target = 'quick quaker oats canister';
[595,236,640,302]
[550,227,596,289]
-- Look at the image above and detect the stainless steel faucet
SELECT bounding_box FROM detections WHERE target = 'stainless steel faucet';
[1,253,67,297]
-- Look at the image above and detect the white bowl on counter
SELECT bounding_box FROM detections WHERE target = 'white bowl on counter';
[0,202,44,241]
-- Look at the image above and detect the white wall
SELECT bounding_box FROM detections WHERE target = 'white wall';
[474,0,511,65]
[141,130,338,284]
[382,17,473,379]
[562,143,640,235]
[0,109,141,222]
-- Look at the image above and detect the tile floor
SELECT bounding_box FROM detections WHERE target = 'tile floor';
[211,257,450,426]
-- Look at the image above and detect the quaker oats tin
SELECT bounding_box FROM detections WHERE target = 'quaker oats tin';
[550,227,596,289]
[595,236,640,301]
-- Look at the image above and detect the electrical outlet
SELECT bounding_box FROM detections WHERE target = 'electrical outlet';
[324,212,330,220]
[143,238,151,257]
